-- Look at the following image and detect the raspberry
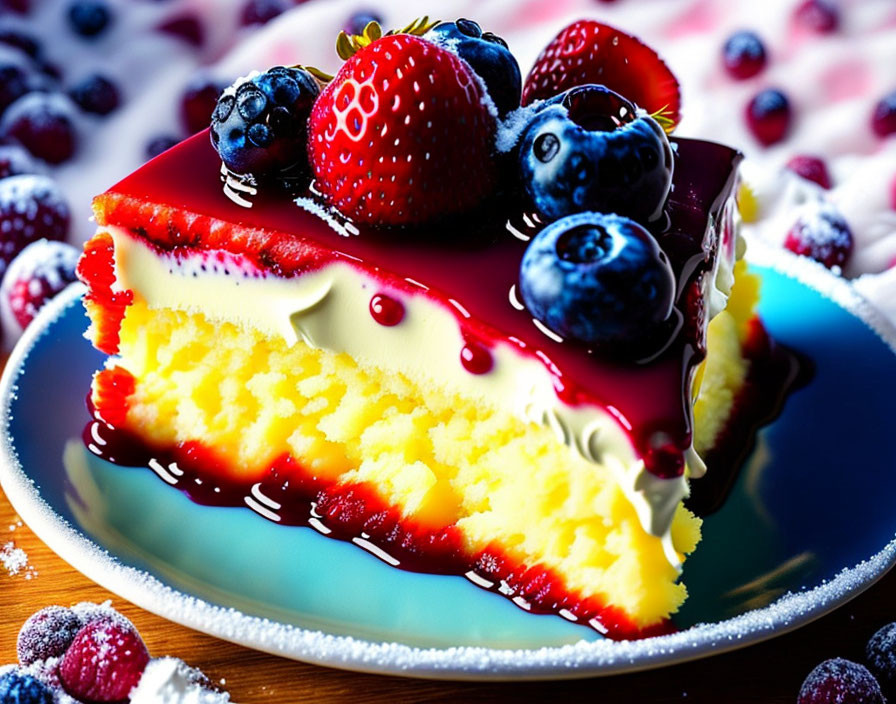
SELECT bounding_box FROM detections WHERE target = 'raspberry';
[745,88,792,146]
[68,74,120,116]
[784,201,853,270]
[0,144,40,179]
[1,238,79,331]
[0,671,53,704]
[798,658,884,704]
[16,605,83,665]
[866,622,896,697]
[59,616,150,703]
[786,155,832,189]
[0,92,79,164]
[0,175,69,277]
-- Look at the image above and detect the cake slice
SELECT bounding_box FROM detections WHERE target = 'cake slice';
[77,19,761,638]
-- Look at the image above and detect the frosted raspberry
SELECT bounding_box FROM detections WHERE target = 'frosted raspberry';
[16,605,83,666]
[798,658,884,704]
[866,622,896,696]
[1,238,79,332]
[784,201,853,270]
[59,615,149,703]
[0,175,69,277]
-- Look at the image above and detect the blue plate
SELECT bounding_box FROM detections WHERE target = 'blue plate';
[2,242,896,679]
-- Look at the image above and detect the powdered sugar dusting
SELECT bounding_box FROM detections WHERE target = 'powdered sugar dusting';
[0,540,35,579]
[496,103,541,153]
[129,657,231,704]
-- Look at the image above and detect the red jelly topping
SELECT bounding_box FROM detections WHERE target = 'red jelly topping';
[91,131,743,479]
[369,293,404,326]
[460,337,493,375]
[75,232,133,355]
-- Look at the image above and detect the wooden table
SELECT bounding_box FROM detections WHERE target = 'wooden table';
[1,485,893,703]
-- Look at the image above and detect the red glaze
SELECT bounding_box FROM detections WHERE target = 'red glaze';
[76,232,133,355]
[460,337,493,375]
[91,132,742,479]
[84,375,670,640]
[369,293,404,326]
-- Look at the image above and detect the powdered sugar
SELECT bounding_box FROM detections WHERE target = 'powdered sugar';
[496,103,541,153]
[129,658,231,704]
[0,540,34,579]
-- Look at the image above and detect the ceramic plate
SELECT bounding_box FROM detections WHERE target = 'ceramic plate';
[2,242,896,680]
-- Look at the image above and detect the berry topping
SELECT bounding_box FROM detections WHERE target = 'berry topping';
[722,30,767,80]
[871,90,896,138]
[460,338,493,374]
[793,0,841,34]
[68,74,119,115]
[67,0,112,38]
[309,32,497,226]
[344,10,382,36]
[212,66,318,178]
[145,134,179,160]
[0,92,78,164]
[745,88,791,146]
[0,671,53,704]
[2,238,80,330]
[786,155,832,189]
[17,605,83,665]
[866,622,896,695]
[0,144,40,179]
[181,73,228,136]
[518,85,673,225]
[369,293,404,326]
[798,658,884,704]
[59,616,150,703]
[0,47,34,114]
[0,175,69,275]
[784,201,853,270]
[426,19,521,117]
[519,212,675,349]
[241,0,291,26]
[157,14,204,47]
[522,20,681,128]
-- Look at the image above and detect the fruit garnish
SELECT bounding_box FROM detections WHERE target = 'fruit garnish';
[784,201,853,270]
[745,88,791,146]
[67,0,112,39]
[521,20,682,131]
[181,73,229,136]
[866,622,896,698]
[1,238,79,331]
[0,144,39,179]
[722,30,767,80]
[785,155,832,189]
[308,33,497,226]
[517,85,673,225]
[871,90,896,138]
[426,18,521,117]
[344,10,382,36]
[0,671,53,704]
[240,0,291,27]
[211,66,318,179]
[68,73,120,115]
[0,92,78,164]
[0,176,69,277]
[518,211,675,349]
[17,606,82,666]
[797,658,884,704]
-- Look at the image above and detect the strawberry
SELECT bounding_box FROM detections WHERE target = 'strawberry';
[521,20,681,128]
[308,33,497,227]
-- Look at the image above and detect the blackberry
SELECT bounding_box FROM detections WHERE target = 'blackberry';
[211,66,319,178]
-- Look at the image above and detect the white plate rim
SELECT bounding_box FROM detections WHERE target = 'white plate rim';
[2,240,896,681]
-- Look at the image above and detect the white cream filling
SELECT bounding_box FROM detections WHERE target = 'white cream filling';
[110,226,696,567]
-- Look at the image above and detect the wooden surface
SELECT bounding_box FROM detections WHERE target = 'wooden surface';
[1,484,894,704]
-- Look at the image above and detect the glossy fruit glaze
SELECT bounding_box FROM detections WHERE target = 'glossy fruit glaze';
[84,367,672,641]
[91,131,742,479]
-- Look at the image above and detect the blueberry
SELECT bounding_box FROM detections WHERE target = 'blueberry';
[745,88,791,146]
[0,92,78,164]
[344,10,382,36]
[67,0,112,38]
[722,30,767,80]
[798,658,884,704]
[145,134,179,160]
[426,18,521,117]
[519,85,674,225]
[180,73,228,135]
[0,671,54,704]
[518,212,675,348]
[68,74,120,115]
[211,66,319,177]
[240,0,291,26]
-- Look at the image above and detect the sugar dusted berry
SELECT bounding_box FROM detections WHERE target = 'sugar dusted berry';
[67,0,112,38]
[0,671,53,704]
[722,30,767,80]
[0,143,39,179]
[17,605,83,665]
[784,201,853,270]
[519,212,675,348]
[866,622,896,695]
[2,238,80,331]
[68,74,120,115]
[0,92,79,164]
[798,658,884,704]
[518,85,673,225]
[59,616,150,703]
[745,88,791,146]
[426,18,521,117]
[871,91,896,138]
[786,155,832,189]
[793,0,840,34]
[212,66,318,178]
[0,175,69,276]
[181,73,228,135]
